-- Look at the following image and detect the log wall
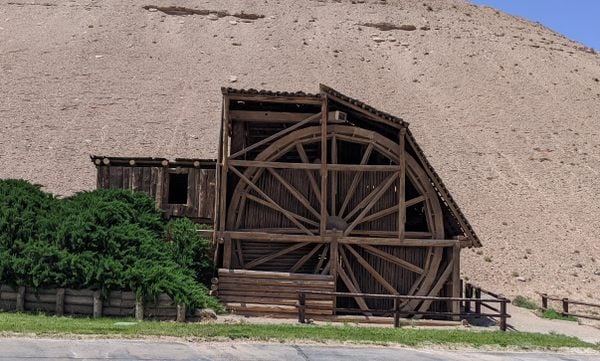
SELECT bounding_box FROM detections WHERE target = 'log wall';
[215,269,335,318]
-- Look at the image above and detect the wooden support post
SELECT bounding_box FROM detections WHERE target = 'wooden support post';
[135,295,144,321]
[451,245,461,321]
[16,286,25,312]
[177,304,186,322]
[393,298,400,328]
[475,287,482,314]
[398,128,406,240]
[218,95,230,234]
[330,232,339,281]
[319,95,328,236]
[500,299,508,331]
[330,231,339,314]
[55,288,65,316]
[541,293,548,310]
[464,283,472,313]
[562,298,569,317]
[298,292,306,324]
[223,234,232,269]
[92,290,103,318]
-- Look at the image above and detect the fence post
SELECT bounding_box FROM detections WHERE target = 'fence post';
[464,283,472,313]
[55,288,65,316]
[500,298,508,331]
[562,298,569,317]
[135,294,144,321]
[541,293,548,310]
[16,286,25,312]
[298,292,306,324]
[176,303,186,322]
[393,298,400,328]
[475,287,482,314]
[93,290,103,318]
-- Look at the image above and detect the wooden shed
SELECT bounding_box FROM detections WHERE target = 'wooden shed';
[92,156,216,223]
[212,85,481,318]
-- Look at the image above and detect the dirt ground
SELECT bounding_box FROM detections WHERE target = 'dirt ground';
[1,0,599,304]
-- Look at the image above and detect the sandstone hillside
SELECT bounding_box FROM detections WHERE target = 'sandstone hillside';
[1,0,599,303]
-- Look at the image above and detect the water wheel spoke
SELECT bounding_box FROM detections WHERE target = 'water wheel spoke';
[295,143,322,205]
[358,244,424,274]
[355,195,426,226]
[289,243,322,273]
[245,242,310,270]
[244,194,319,228]
[314,244,329,273]
[320,258,332,275]
[267,168,321,219]
[339,246,371,313]
[415,260,454,316]
[344,172,398,236]
[230,112,321,159]
[343,169,394,222]
[229,166,314,235]
[235,240,245,268]
[344,244,398,295]
[337,143,373,218]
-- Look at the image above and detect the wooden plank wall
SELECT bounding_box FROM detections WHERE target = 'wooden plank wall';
[0,285,180,320]
[96,166,215,222]
[215,269,335,317]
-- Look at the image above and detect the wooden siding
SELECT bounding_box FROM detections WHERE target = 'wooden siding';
[95,165,215,222]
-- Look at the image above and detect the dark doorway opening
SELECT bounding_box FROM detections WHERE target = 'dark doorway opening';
[168,173,188,204]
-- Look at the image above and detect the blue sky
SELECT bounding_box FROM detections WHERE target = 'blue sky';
[471,0,599,50]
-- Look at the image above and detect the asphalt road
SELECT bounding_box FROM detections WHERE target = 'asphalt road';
[0,338,598,361]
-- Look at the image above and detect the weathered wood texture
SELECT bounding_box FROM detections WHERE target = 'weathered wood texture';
[94,163,215,223]
[0,285,186,320]
[214,88,468,319]
[216,269,335,317]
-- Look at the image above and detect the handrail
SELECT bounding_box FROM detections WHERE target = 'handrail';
[297,286,511,331]
[541,293,600,321]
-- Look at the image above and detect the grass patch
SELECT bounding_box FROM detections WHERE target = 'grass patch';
[0,312,597,350]
[541,308,578,322]
[513,296,538,310]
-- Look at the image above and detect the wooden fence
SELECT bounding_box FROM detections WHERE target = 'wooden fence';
[0,285,190,321]
[298,283,511,331]
[541,293,600,321]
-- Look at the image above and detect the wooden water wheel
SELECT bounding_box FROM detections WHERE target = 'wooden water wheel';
[224,124,452,313]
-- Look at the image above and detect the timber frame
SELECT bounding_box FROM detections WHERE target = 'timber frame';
[213,85,481,318]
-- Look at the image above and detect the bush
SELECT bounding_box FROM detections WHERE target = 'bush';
[165,218,213,287]
[0,180,221,312]
[512,295,538,310]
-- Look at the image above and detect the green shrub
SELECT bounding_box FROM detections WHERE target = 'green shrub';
[542,308,578,322]
[0,179,221,312]
[165,218,213,287]
[512,295,538,310]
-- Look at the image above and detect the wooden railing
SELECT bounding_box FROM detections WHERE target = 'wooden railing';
[297,288,511,331]
[541,294,600,321]
[463,282,509,327]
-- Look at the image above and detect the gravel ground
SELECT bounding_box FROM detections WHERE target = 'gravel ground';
[1,0,599,304]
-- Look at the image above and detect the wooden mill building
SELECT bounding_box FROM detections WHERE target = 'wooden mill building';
[92,84,482,319]
[92,156,216,223]
[212,85,482,318]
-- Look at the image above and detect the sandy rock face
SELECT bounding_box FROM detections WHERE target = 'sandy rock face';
[1,0,599,303]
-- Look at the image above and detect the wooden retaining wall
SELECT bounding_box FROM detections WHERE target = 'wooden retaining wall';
[215,269,335,317]
[0,285,184,320]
